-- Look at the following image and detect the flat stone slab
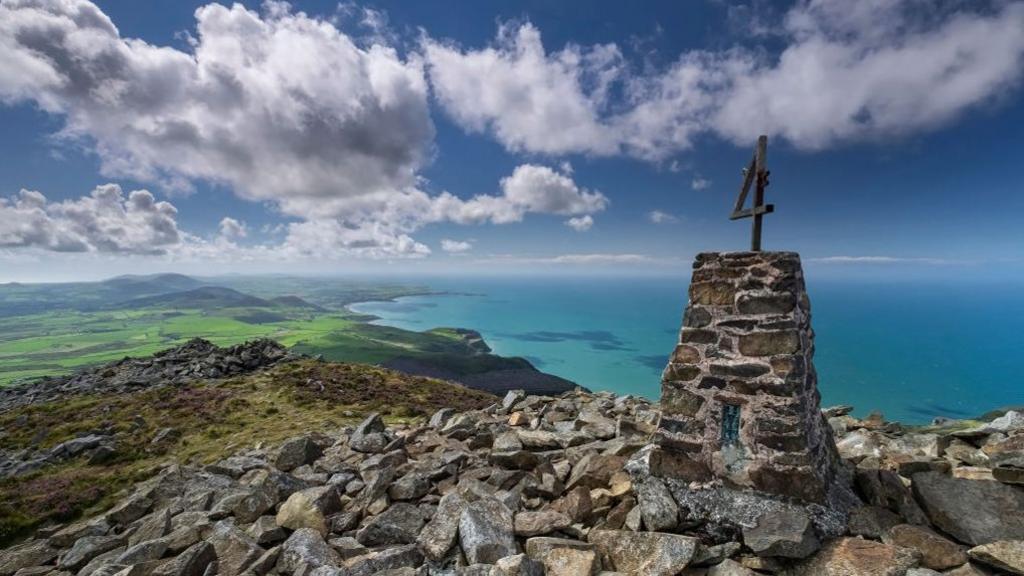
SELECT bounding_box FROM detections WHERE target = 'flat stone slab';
[588,530,698,575]
[968,540,1024,574]
[911,471,1024,546]
[786,537,920,576]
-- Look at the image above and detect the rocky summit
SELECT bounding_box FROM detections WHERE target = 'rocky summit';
[1,344,1024,576]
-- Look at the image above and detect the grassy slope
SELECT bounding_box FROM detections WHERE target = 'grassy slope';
[0,308,526,386]
[0,359,495,544]
[0,307,325,383]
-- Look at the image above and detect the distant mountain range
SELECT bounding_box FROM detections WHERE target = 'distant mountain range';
[0,273,319,317]
[101,273,203,294]
[123,286,276,310]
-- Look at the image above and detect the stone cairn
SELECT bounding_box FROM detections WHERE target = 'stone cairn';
[653,251,852,535]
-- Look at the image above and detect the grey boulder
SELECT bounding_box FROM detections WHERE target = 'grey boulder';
[459,498,517,565]
[357,503,425,546]
[912,471,1024,545]
[742,506,820,559]
[350,413,388,453]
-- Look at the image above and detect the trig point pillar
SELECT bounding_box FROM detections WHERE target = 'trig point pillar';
[656,251,841,505]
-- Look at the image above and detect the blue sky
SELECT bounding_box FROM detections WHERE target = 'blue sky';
[1,0,1023,281]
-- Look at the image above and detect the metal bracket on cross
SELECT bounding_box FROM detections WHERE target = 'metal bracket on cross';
[730,135,774,252]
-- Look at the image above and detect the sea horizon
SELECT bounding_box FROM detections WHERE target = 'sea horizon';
[350,275,1024,424]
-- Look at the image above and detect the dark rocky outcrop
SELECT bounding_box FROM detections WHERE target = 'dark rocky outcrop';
[0,338,288,414]
[381,357,579,397]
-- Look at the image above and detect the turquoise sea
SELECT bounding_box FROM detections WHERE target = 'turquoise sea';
[349,277,1024,423]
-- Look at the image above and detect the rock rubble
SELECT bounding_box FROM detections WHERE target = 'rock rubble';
[3,384,1024,576]
[0,338,288,414]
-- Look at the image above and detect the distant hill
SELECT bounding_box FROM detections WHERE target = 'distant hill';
[0,273,208,318]
[120,286,276,310]
[103,273,201,290]
[101,273,204,298]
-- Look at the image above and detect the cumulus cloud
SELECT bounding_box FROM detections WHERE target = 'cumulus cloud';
[713,0,1024,148]
[0,0,434,213]
[440,239,472,252]
[691,177,711,191]
[425,1,1024,156]
[0,185,181,254]
[424,23,623,155]
[565,215,593,231]
[0,162,603,263]
[6,0,1017,263]
[280,219,431,259]
[428,164,607,225]
[0,2,621,258]
[0,0,435,256]
[648,210,678,224]
[218,217,247,239]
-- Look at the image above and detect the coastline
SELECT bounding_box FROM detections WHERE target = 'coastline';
[338,281,1024,425]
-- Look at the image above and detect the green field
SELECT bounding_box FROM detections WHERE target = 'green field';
[0,274,498,385]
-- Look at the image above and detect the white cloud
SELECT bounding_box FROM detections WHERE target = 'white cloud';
[0,185,181,254]
[440,239,472,252]
[648,210,678,224]
[428,164,607,225]
[218,217,247,239]
[565,215,593,231]
[499,253,656,265]
[0,1,622,259]
[810,255,949,264]
[691,177,711,191]
[425,2,1024,156]
[0,0,434,256]
[5,0,1020,263]
[0,162,603,263]
[423,23,623,156]
[281,219,431,259]
[0,1,434,214]
[713,0,1024,149]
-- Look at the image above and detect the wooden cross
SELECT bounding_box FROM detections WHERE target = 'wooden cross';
[730,135,774,251]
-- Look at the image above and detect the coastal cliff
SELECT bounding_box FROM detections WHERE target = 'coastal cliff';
[1,340,1023,575]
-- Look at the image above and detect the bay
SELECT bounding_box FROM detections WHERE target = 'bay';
[349,276,1024,423]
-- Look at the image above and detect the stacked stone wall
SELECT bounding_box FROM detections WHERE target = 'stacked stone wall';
[657,251,840,504]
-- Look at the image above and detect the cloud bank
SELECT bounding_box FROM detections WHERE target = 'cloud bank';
[2,0,1023,263]
[0,0,607,259]
[425,0,1024,157]
[0,185,181,254]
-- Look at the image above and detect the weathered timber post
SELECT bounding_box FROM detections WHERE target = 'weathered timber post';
[730,135,774,252]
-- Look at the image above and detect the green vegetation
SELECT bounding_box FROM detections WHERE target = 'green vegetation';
[0,359,496,544]
[0,275,498,385]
